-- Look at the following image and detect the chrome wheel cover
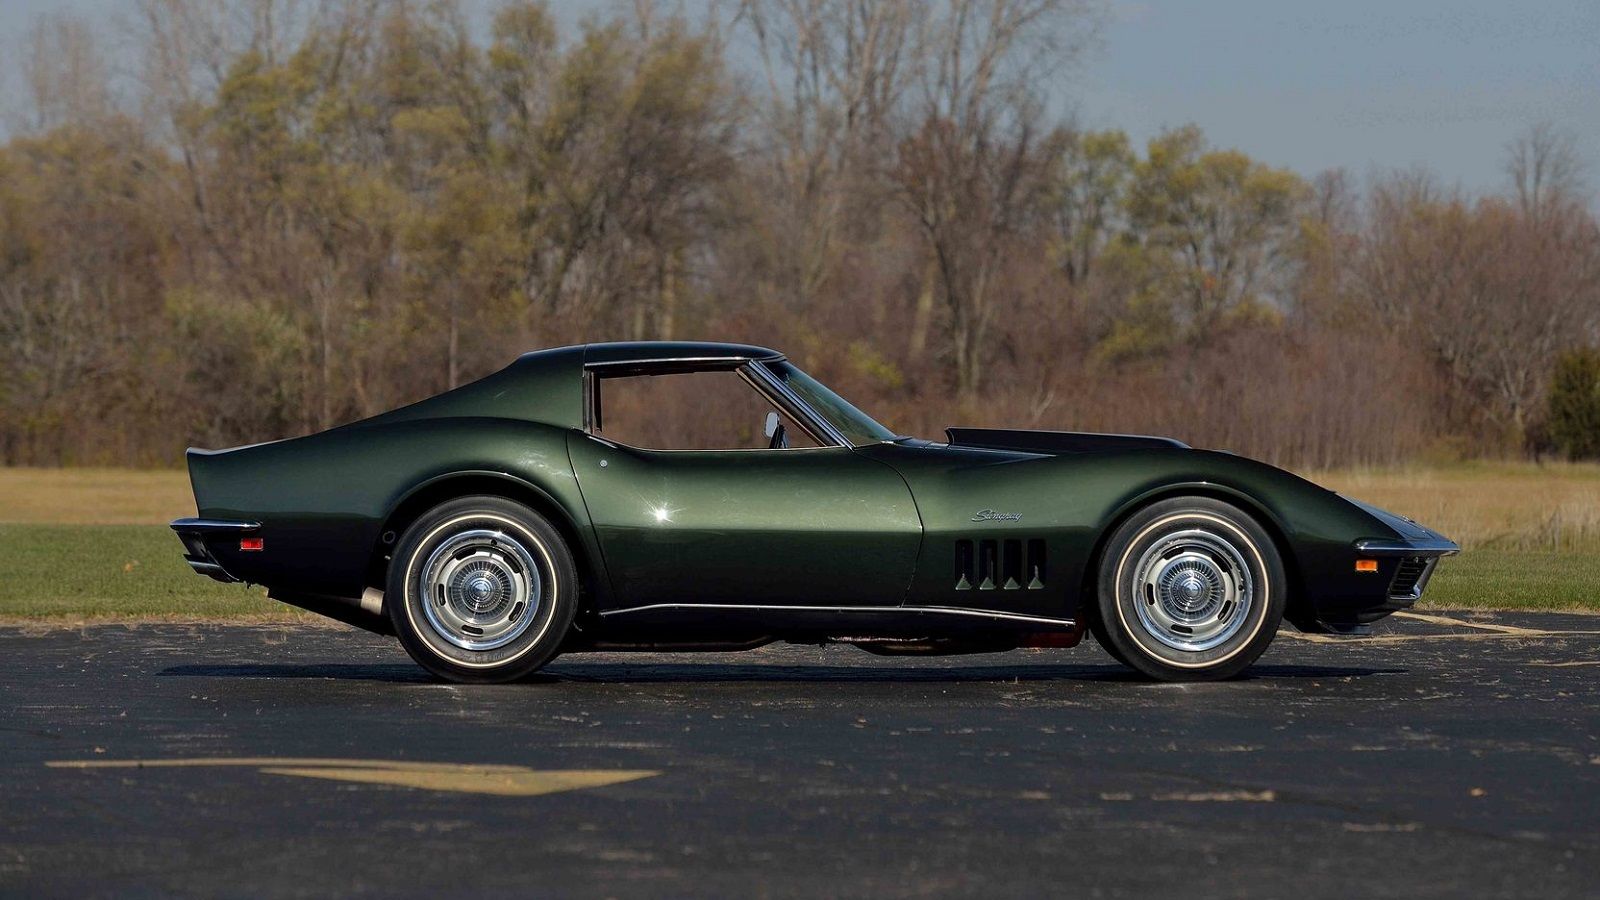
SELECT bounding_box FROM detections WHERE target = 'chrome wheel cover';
[417,529,542,652]
[1130,527,1254,653]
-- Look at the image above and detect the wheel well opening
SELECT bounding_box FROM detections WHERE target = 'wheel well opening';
[369,475,601,610]
[1078,487,1303,629]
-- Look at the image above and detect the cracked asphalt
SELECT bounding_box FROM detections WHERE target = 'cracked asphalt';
[2,610,1599,898]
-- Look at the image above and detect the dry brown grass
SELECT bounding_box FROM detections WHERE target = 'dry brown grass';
[1310,461,1600,553]
[0,467,194,525]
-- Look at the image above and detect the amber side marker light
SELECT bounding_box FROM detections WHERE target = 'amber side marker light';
[1355,559,1378,573]
[240,537,264,552]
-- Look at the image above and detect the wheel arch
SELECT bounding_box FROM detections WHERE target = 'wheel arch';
[1077,482,1304,629]
[369,471,605,610]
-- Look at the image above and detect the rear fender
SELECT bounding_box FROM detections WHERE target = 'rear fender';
[185,418,590,599]
[373,469,609,611]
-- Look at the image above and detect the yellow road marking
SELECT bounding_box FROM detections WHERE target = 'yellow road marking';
[1280,629,1600,644]
[1392,611,1548,635]
[256,766,655,796]
[45,758,658,797]
[1101,790,1276,802]
[1150,790,1276,802]
[1530,660,1600,668]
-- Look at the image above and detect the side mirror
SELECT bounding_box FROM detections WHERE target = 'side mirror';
[763,411,780,438]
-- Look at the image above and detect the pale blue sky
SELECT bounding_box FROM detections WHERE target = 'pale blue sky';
[3,0,1595,194]
[1073,1,1599,194]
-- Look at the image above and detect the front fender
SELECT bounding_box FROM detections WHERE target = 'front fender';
[864,443,1425,627]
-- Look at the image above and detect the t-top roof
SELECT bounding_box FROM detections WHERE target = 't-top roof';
[576,341,784,366]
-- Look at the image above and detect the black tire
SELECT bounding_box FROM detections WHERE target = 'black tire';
[1087,614,1135,670]
[1095,497,1286,682]
[387,496,578,684]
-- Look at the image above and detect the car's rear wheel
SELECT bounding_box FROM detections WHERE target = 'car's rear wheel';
[1096,497,1286,681]
[387,496,577,683]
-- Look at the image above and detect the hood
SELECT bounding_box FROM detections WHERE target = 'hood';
[1341,495,1454,545]
[944,427,1189,455]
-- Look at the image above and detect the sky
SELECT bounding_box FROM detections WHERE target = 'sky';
[1071,0,1600,194]
[2,0,1595,194]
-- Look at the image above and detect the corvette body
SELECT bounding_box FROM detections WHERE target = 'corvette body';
[173,342,1457,682]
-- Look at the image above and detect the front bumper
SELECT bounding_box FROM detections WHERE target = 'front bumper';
[1354,537,1459,603]
[170,518,260,583]
[1305,535,1459,634]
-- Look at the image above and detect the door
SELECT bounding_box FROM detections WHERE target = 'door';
[567,366,922,608]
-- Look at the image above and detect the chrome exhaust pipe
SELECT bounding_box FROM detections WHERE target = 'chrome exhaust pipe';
[267,588,392,636]
[360,587,385,617]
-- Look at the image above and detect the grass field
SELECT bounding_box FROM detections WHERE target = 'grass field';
[0,467,200,525]
[0,524,295,621]
[1315,462,1600,611]
[0,463,1595,619]
[1314,462,1600,554]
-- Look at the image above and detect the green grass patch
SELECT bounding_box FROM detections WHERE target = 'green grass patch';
[0,524,295,619]
[1419,549,1600,611]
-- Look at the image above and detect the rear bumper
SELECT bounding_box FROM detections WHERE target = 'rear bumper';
[170,518,260,584]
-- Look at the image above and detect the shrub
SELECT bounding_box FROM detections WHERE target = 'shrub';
[1548,347,1600,460]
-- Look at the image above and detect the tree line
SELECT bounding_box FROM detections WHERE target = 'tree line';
[2,0,1597,468]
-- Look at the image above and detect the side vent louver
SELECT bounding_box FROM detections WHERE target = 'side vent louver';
[1001,540,1022,590]
[1026,539,1046,589]
[978,540,996,590]
[954,540,974,591]
[955,538,1045,591]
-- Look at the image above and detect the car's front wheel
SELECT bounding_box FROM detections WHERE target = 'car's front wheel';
[387,496,578,683]
[1094,497,1286,681]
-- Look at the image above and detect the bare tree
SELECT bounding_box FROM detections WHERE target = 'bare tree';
[1354,171,1600,444]
[4,0,1598,471]
[21,14,115,131]
[893,0,1102,395]
[1506,122,1586,223]
[1291,168,1360,323]
[736,0,918,307]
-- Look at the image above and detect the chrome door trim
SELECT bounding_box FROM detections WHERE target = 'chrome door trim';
[599,602,1076,629]
[580,355,846,449]
[744,362,854,448]
[585,354,783,370]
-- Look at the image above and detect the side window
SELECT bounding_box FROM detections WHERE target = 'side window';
[593,369,821,450]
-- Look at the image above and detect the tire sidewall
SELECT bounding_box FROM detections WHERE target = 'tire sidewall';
[1097,497,1286,681]
[387,496,577,683]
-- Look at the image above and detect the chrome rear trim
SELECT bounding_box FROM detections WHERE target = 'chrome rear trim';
[171,518,261,532]
[184,559,241,584]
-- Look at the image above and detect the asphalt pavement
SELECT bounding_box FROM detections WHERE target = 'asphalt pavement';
[2,610,1599,898]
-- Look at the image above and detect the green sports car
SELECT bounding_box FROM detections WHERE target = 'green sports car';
[172,341,1457,683]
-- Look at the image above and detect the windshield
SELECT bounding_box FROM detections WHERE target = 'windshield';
[762,361,898,446]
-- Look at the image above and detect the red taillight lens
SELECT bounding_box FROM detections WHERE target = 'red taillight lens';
[240,537,264,551]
